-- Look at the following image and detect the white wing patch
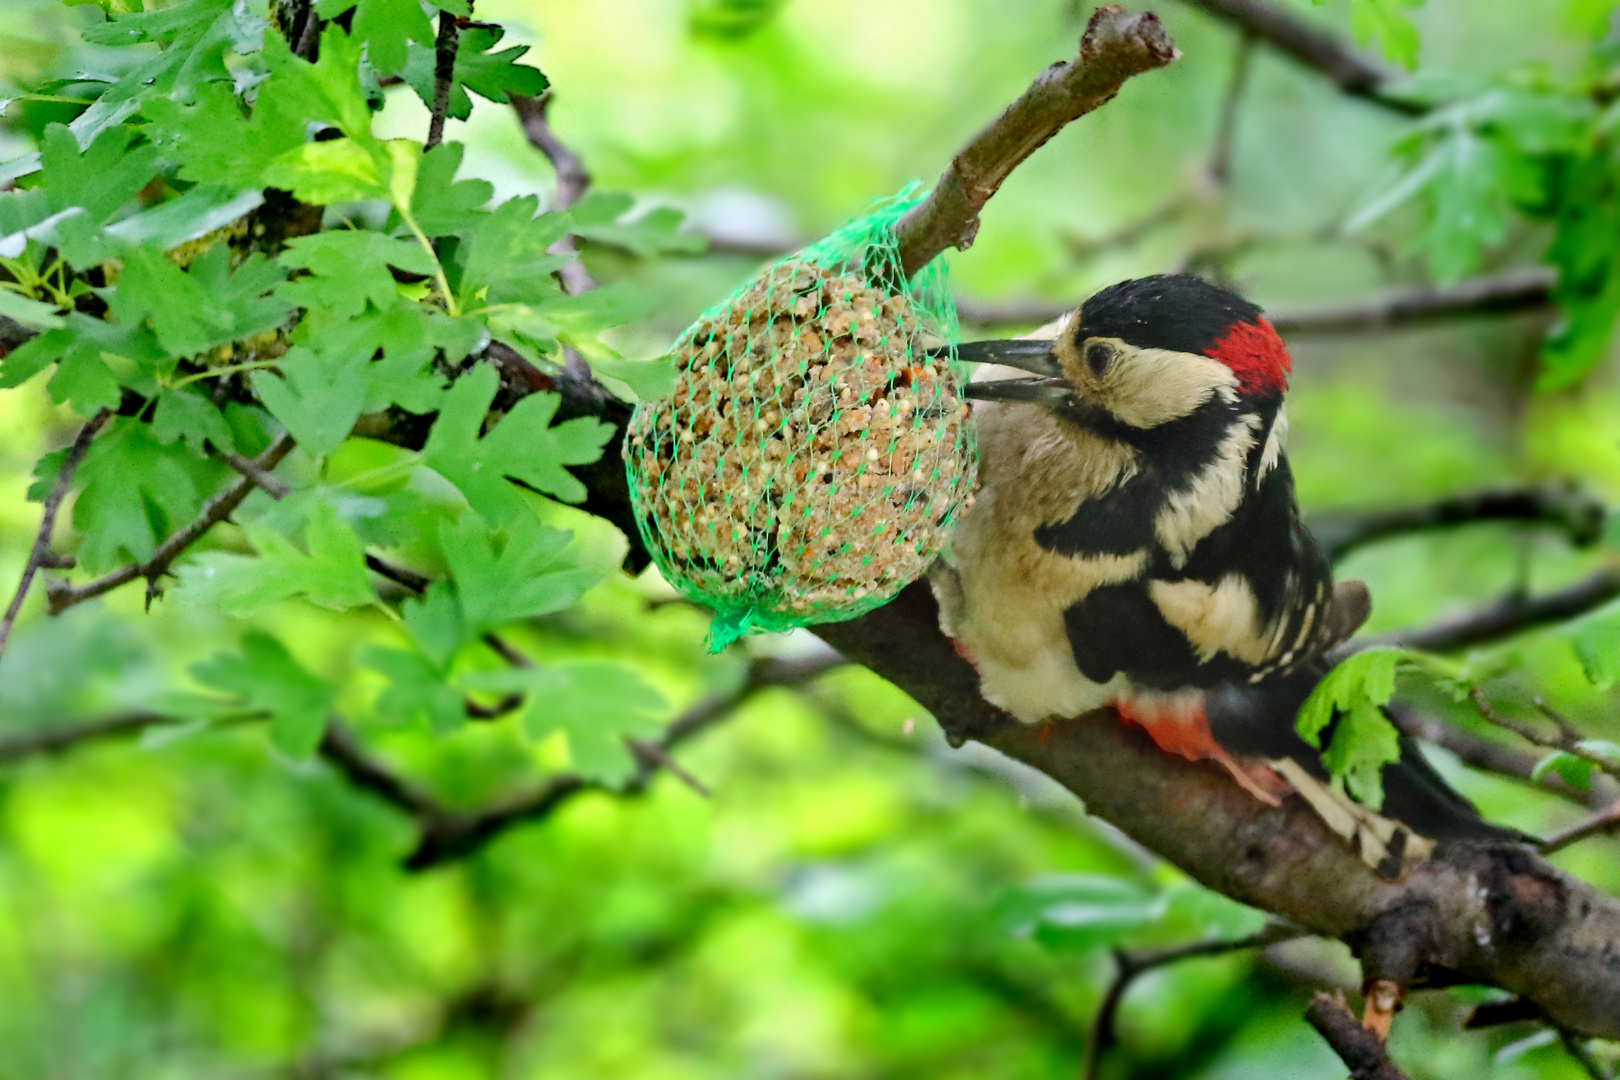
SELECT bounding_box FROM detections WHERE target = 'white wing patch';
[1148,574,1277,665]
[1155,413,1259,568]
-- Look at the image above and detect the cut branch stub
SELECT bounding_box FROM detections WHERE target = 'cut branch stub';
[893,5,1178,277]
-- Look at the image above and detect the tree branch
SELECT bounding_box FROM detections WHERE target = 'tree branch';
[1365,570,1620,654]
[955,266,1557,332]
[1468,688,1620,787]
[1542,799,1620,854]
[1313,484,1605,563]
[318,721,449,821]
[0,409,110,663]
[402,651,844,870]
[893,5,1178,277]
[425,11,459,149]
[45,432,296,614]
[1176,0,1422,115]
[1084,922,1303,1079]
[1305,993,1412,1080]
[813,583,1620,1039]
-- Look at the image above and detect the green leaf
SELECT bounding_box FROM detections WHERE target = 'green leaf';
[438,512,607,634]
[104,185,264,251]
[402,579,467,668]
[364,645,467,734]
[110,246,289,359]
[263,137,385,205]
[1531,750,1594,791]
[993,875,1166,954]
[0,315,160,416]
[401,24,548,123]
[1297,648,1405,810]
[40,122,159,226]
[278,230,438,320]
[590,355,677,401]
[175,499,377,615]
[1568,602,1620,690]
[0,290,66,330]
[316,0,436,76]
[191,631,335,758]
[421,364,612,521]
[570,193,703,257]
[458,194,572,305]
[465,661,666,786]
[151,387,236,454]
[72,417,212,573]
[409,141,495,236]
[251,345,368,456]
[1349,0,1423,71]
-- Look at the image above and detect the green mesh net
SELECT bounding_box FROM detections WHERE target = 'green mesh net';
[623,190,978,651]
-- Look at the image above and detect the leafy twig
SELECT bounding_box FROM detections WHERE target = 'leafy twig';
[403,651,845,870]
[1467,687,1620,786]
[46,432,296,615]
[1083,922,1303,1080]
[1305,992,1412,1079]
[510,91,595,295]
[0,409,111,662]
[425,10,459,149]
[1388,705,1614,810]
[893,5,1178,277]
[1313,485,1606,563]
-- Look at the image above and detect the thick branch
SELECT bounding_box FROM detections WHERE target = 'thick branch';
[1305,993,1412,1080]
[1314,484,1605,563]
[0,409,110,662]
[893,6,1178,277]
[46,432,296,614]
[814,583,1620,1039]
[1176,0,1421,114]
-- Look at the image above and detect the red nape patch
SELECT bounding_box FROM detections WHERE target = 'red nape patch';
[1205,317,1291,395]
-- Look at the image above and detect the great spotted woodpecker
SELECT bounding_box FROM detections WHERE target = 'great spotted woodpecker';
[932,274,1517,876]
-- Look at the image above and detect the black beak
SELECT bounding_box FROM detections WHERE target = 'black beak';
[962,376,1075,406]
[945,337,1064,378]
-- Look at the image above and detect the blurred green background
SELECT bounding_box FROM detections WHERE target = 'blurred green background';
[1,0,1619,1076]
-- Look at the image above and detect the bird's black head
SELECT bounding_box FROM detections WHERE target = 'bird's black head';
[956,275,1292,428]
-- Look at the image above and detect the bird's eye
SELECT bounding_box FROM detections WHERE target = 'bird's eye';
[1084,341,1114,378]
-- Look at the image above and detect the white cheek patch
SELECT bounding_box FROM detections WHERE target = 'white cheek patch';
[1098,346,1239,429]
[1155,413,1259,568]
[1149,573,1277,666]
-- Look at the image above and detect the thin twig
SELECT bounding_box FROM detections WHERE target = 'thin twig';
[1083,923,1303,1079]
[318,721,449,821]
[894,5,1178,277]
[1542,799,1620,854]
[0,409,111,662]
[954,266,1557,332]
[1388,705,1614,810]
[1313,485,1605,563]
[1356,570,1620,655]
[425,10,459,149]
[1208,29,1254,186]
[1176,0,1422,115]
[365,553,431,593]
[1267,266,1557,335]
[220,450,290,500]
[1305,992,1412,1079]
[1468,688,1620,786]
[0,707,268,766]
[46,432,296,615]
[403,651,845,870]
